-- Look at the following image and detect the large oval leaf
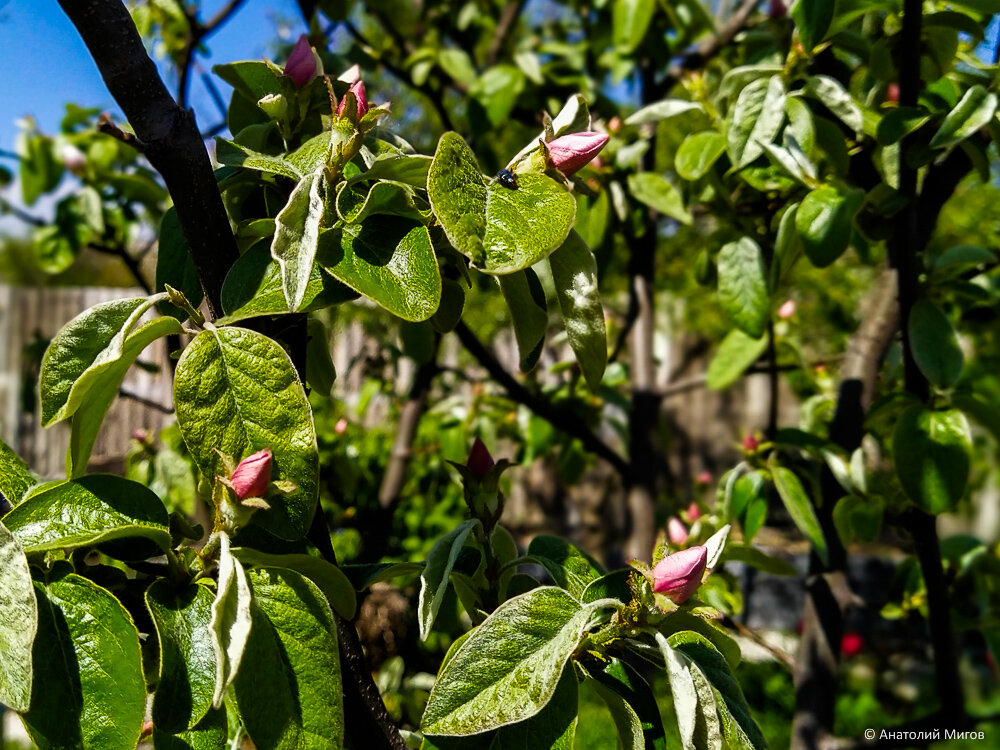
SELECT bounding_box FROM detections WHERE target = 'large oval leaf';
[147,581,217,732]
[209,534,252,709]
[796,186,863,268]
[676,132,726,181]
[419,520,481,641]
[0,521,36,712]
[3,474,169,554]
[0,438,35,508]
[272,169,325,312]
[234,568,343,750]
[908,299,963,389]
[716,237,769,339]
[706,329,768,390]
[499,269,548,372]
[771,466,828,566]
[526,535,604,600]
[231,546,357,619]
[930,84,998,149]
[726,76,786,169]
[893,405,971,514]
[174,326,318,540]
[316,218,441,322]
[22,571,146,750]
[422,587,594,736]
[427,132,575,274]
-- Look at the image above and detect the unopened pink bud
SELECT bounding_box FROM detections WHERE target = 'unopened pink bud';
[742,434,760,452]
[467,438,494,480]
[769,0,788,18]
[687,501,702,520]
[337,80,368,118]
[777,299,796,319]
[546,131,609,176]
[60,143,87,175]
[230,448,272,499]
[667,517,688,545]
[841,632,864,657]
[285,35,317,87]
[334,417,348,435]
[695,471,712,486]
[652,545,707,603]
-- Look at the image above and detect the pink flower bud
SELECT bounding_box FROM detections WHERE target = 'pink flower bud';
[667,517,688,545]
[742,434,760,452]
[285,35,317,87]
[546,131,609,176]
[467,438,495,480]
[687,501,702,520]
[777,299,796,319]
[337,80,368,118]
[230,448,272,499]
[769,0,788,18]
[887,83,900,104]
[841,632,864,657]
[59,143,87,175]
[652,545,707,603]
[695,471,712,486]
[334,417,348,435]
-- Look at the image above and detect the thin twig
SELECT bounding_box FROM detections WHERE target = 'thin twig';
[722,616,794,669]
[0,196,46,227]
[118,387,172,414]
[98,113,146,153]
[487,0,527,65]
[86,242,152,293]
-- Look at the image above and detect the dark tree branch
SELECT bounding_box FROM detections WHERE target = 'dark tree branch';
[118,387,172,414]
[57,0,240,320]
[487,0,527,65]
[454,321,629,477]
[0,196,45,227]
[86,242,153,294]
[177,0,250,106]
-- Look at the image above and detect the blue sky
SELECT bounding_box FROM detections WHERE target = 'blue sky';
[0,0,303,154]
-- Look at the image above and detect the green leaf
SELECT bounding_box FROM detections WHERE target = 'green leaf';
[716,237,769,339]
[549,231,607,390]
[876,107,930,146]
[272,170,325,312]
[18,132,62,206]
[419,520,481,640]
[663,635,700,750]
[422,587,595,736]
[791,0,834,51]
[349,154,433,189]
[586,678,643,750]
[664,631,767,750]
[626,100,702,126]
[215,138,303,181]
[231,546,357,619]
[499,269,548,372]
[658,611,742,670]
[209,534,253,709]
[832,495,882,546]
[706,329,768,390]
[893,405,971,514]
[22,571,146,750]
[628,172,693,224]
[147,581,217,732]
[234,568,343,750]
[174,326,318,540]
[772,466,828,566]
[525,535,604,600]
[721,545,799,577]
[795,186,863,268]
[726,76,786,169]
[930,85,998,149]
[805,76,863,134]
[316,218,441,322]
[336,180,427,225]
[212,61,281,103]
[908,299,963,389]
[0,521,36,712]
[580,569,632,605]
[470,65,525,127]
[492,666,578,750]
[3,474,169,553]
[156,208,204,318]
[769,201,801,289]
[68,315,184,475]
[427,133,576,274]
[613,0,656,53]
[219,241,357,323]
[590,658,667,750]
[0,438,35,508]
[153,706,228,750]
[676,132,726,180]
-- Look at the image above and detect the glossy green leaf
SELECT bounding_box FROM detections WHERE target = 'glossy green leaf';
[153,706,228,750]
[805,76,863,134]
[209,534,253,709]
[341,561,425,590]
[212,60,281,103]
[930,85,998,149]
[18,132,62,206]
[665,631,766,750]
[470,65,525,127]
[174,326,318,540]
[908,299,963,389]
[68,315,184,476]
[234,568,343,750]
[586,679,643,750]
[626,99,702,126]
[580,569,632,606]
[613,0,655,53]
[316,218,441,322]
[772,466,828,566]
[147,581,217,732]
[796,186,863,268]
[156,207,204,317]
[663,635,699,750]
[422,587,595,736]
[219,242,357,323]
[22,571,145,750]
[791,0,834,51]
[727,76,786,168]
[427,133,576,274]
[628,172,693,224]
[658,612,742,670]
[0,438,34,508]
[216,138,302,181]
[231,546,357,619]
[893,405,971,514]
[832,495,883,546]
[770,202,801,290]
[876,107,929,146]
[676,132,726,180]
[349,154,433,188]
[499,269,548,372]
[492,666,578,750]
[590,658,667,750]
[706,329,768,390]
[272,170,325,312]
[716,237,769,339]
[526,535,604,600]
[4,474,169,553]
[549,231,607,390]
[419,519,481,640]
[0,521,36,712]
